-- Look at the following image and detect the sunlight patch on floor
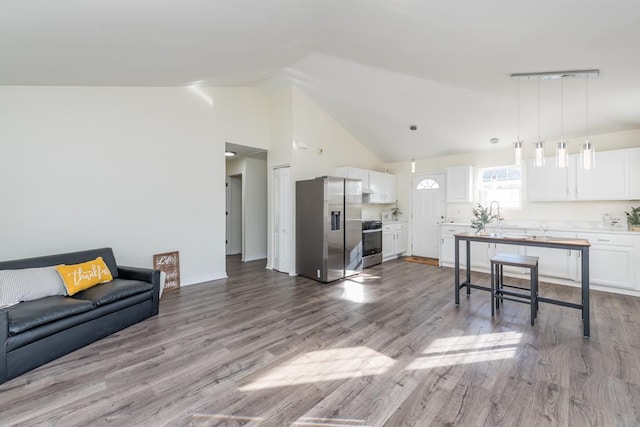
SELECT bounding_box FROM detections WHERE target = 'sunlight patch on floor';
[191,414,370,427]
[406,331,523,370]
[293,416,370,426]
[349,273,381,281]
[239,347,395,391]
[191,413,263,422]
[340,280,367,303]
[338,274,382,303]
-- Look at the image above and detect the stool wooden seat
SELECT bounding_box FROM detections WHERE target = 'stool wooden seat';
[490,253,539,326]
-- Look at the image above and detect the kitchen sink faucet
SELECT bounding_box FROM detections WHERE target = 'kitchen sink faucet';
[489,200,502,234]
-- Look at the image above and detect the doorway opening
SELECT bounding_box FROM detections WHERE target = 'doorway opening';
[225,142,268,274]
[226,175,242,255]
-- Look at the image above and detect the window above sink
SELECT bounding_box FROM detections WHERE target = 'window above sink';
[478,165,522,209]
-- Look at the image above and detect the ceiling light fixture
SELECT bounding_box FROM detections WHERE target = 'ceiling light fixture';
[225,150,237,157]
[511,69,599,169]
[410,125,417,173]
[510,70,599,80]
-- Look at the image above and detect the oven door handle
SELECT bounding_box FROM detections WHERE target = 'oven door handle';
[363,229,382,234]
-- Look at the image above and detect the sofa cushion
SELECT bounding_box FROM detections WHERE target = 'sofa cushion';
[6,291,153,352]
[71,279,153,306]
[56,257,113,295]
[8,296,95,335]
[0,266,67,306]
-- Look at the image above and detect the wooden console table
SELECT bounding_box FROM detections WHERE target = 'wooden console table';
[454,233,591,337]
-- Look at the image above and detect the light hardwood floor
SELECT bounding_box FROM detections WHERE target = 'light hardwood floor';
[1,256,639,426]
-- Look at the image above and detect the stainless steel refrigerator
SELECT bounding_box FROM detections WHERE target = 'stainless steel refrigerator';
[296,176,363,283]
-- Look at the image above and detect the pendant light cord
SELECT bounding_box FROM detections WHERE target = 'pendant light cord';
[560,78,564,140]
[537,77,541,141]
[516,79,520,141]
[586,75,590,140]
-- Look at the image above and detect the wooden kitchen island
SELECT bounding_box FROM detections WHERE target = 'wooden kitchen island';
[454,233,592,337]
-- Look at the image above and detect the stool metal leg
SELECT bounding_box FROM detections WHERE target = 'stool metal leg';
[497,264,504,309]
[530,266,535,326]
[490,262,495,317]
[534,264,538,319]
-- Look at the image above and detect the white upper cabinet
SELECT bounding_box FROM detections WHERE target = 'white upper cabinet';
[446,166,473,203]
[336,167,371,192]
[336,168,396,203]
[576,148,640,200]
[526,156,576,201]
[526,147,640,201]
[384,173,397,203]
[368,171,385,202]
[368,171,396,203]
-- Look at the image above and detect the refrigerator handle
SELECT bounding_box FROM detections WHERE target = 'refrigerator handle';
[331,211,341,230]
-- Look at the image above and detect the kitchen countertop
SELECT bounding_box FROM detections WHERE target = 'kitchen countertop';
[453,232,591,247]
[381,219,407,224]
[440,222,640,236]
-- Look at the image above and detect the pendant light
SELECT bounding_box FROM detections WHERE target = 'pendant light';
[581,75,595,170]
[533,77,545,167]
[513,79,523,165]
[410,125,417,173]
[556,77,569,168]
[510,69,598,168]
[490,138,499,182]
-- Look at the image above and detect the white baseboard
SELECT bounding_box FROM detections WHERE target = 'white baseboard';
[242,253,267,262]
[180,272,227,287]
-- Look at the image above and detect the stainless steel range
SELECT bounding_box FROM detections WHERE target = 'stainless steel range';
[362,220,382,268]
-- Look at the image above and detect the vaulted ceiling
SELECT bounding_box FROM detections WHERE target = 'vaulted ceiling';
[2,1,639,162]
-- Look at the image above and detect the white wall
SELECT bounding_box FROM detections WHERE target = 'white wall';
[202,87,269,150]
[226,157,244,176]
[0,86,269,286]
[291,86,385,181]
[242,157,268,261]
[266,86,294,270]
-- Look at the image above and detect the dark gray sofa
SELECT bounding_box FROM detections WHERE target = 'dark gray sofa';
[0,247,160,385]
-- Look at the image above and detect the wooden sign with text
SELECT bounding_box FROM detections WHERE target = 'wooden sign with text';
[153,251,180,292]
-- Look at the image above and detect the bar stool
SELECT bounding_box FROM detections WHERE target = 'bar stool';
[490,253,539,326]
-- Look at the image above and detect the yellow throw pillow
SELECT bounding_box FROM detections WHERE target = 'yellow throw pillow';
[56,257,113,296]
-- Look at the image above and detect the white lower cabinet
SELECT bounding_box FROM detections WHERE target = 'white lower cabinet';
[524,230,578,280]
[439,226,640,295]
[576,232,638,291]
[440,226,522,270]
[383,222,408,260]
[440,225,470,267]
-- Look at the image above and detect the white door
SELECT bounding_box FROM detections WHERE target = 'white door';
[273,166,291,273]
[412,173,446,258]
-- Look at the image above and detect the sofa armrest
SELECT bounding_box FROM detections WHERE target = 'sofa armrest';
[117,266,161,316]
[0,307,8,384]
